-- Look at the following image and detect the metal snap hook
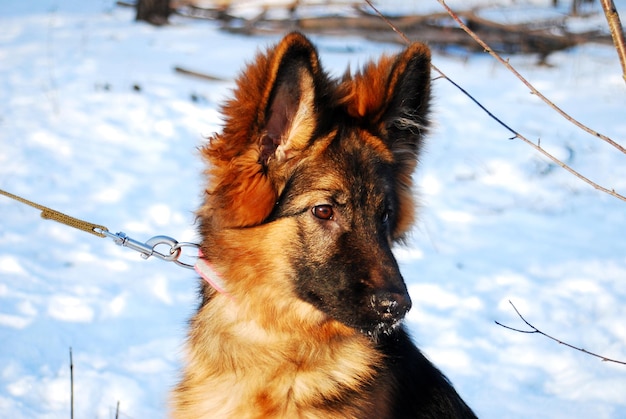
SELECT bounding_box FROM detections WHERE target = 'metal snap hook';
[144,235,182,262]
[99,230,199,269]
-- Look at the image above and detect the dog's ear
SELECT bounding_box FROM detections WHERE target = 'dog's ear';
[201,33,323,228]
[340,42,431,154]
[339,43,431,238]
[259,35,321,167]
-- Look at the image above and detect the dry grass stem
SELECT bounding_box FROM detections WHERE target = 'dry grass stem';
[496,301,626,366]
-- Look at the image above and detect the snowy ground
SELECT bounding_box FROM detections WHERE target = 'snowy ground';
[1,1,625,418]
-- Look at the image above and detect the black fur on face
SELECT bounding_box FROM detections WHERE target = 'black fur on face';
[268,126,412,340]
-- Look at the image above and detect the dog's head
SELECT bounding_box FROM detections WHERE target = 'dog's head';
[199,33,430,339]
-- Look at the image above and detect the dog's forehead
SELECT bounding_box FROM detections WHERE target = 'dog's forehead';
[327,126,394,173]
[296,128,395,195]
[351,127,394,164]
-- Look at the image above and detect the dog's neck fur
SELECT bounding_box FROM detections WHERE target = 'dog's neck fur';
[173,290,392,418]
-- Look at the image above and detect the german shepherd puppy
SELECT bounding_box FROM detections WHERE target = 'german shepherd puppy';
[172,32,476,418]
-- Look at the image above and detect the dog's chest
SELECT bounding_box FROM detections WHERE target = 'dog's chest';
[187,330,389,418]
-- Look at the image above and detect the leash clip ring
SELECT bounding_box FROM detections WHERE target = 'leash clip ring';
[170,242,200,269]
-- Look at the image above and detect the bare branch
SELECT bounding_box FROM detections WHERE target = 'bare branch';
[364,0,626,203]
[516,132,626,201]
[496,300,626,366]
[362,0,410,44]
[363,1,519,134]
[600,0,626,84]
[436,0,626,156]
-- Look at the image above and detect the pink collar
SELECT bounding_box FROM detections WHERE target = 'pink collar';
[194,252,233,299]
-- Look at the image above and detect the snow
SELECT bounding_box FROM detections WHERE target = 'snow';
[1,0,625,418]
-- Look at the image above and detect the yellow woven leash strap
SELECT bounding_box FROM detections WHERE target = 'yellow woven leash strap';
[0,188,108,237]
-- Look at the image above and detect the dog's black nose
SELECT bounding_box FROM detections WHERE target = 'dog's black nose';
[372,290,412,321]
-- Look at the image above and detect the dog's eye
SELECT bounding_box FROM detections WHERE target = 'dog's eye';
[312,205,334,220]
[381,209,395,228]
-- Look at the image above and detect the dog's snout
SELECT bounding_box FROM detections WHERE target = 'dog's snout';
[373,290,412,320]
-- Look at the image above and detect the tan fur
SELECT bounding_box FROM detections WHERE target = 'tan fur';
[171,33,440,418]
[172,220,387,418]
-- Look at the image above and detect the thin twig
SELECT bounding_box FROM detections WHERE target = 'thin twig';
[516,134,625,201]
[364,0,626,203]
[600,0,626,84]
[437,0,626,155]
[174,66,227,81]
[496,300,626,365]
[69,347,74,419]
